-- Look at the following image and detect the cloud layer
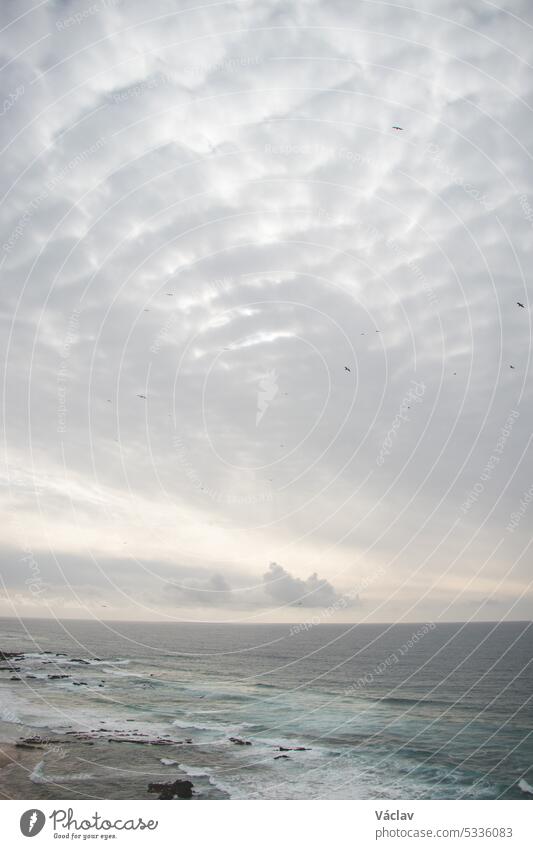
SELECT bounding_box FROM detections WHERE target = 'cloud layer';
[0,0,532,623]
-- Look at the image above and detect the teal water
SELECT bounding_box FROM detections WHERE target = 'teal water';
[0,619,531,799]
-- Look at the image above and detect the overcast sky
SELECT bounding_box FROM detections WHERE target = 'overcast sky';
[0,0,532,623]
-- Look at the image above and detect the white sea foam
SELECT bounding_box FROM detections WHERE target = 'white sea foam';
[30,759,95,785]
[518,778,533,795]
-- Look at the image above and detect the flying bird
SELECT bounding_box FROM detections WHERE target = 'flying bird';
[517,302,525,308]
[137,394,147,399]
[344,366,351,372]
[392,126,403,131]
[510,365,515,369]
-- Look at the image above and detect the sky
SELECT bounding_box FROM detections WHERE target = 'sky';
[0,0,532,623]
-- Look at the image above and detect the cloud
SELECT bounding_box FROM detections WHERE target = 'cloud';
[165,572,234,607]
[262,562,350,608]
[0,0,531,622]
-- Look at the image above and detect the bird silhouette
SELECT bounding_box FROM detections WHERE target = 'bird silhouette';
[392,126,403,131]
[137,394,147,399]
[510,365,515,370]
[517,302,525,308]
[344,366,351,372]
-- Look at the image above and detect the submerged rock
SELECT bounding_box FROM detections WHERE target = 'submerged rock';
[229,737,252,746]
[278,746,310,752]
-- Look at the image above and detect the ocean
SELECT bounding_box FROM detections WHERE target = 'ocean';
[0,618,531,800]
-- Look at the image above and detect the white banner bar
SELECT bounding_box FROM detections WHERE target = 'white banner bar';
[2,799,530,848]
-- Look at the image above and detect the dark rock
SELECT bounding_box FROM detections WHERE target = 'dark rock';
[0,651,24,662]
[21,736,50,745]
[148,779,194,800]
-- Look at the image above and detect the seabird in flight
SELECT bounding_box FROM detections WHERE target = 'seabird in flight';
[517,302,525,308]
[344,366,351,372]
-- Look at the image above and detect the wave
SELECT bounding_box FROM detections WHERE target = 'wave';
[30,760,95,785]
[518,778,533,795]
[375,695,454,709]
